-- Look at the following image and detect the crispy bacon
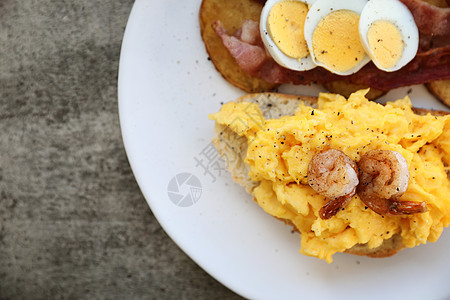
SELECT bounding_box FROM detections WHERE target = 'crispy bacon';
[400,0,450,37]
[214,0,450,91]
[400,0,450,50]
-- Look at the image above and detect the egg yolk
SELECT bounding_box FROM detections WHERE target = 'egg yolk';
[267,1,309,59]
[312,10,365,73]
[367,20,404,69]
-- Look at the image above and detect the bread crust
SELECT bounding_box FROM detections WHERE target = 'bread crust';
[212,92,448,259]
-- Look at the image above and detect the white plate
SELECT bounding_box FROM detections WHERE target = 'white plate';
[118,1,450,299]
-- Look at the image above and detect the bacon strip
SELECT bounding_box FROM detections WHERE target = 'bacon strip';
[214,1,450,91]
[399,0,450,37]
[400,0,450,50]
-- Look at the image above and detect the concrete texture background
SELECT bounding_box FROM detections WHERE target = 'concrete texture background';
[0,1,242,298]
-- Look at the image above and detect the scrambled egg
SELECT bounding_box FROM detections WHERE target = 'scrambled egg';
[210,90,450,263]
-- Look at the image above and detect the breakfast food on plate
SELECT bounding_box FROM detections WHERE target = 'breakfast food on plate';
[209,90,450,262]
[202,0,450,262]
[199,0,450,104]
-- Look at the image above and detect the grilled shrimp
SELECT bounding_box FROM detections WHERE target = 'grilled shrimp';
[357,149,427,215]
[308,149,359,219]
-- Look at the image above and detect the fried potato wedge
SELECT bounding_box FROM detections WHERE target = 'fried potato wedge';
[199,0,278,93]
[323,81,386,101]
[426,79,450,107]
[421,0,448,7]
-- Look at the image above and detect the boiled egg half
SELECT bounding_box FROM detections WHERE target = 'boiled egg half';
[359,0,419,72]
[260,0,317,71]
[304,0,371,75]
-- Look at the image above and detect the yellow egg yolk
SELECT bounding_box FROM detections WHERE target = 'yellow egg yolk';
[267,1,309,59]
[367,20,404,69]
[312,10,366,72]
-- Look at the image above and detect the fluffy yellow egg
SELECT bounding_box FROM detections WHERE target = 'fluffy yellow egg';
[210,90,450,263]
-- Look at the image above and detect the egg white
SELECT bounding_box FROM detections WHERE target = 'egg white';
[260,0,317,71]
[304,0,371,75]
[359,0,419,72]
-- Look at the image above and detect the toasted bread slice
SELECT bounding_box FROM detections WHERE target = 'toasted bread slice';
[212,92,448,259]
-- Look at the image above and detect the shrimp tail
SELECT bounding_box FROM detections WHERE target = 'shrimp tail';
[360,195,427,215]
[357,149,428,216]
[389,200,428,215]
[319,192,354,219]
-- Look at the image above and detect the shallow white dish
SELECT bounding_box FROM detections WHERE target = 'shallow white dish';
[118,1,450,299]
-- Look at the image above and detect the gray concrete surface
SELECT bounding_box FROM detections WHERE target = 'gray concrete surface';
[0,1,242,298]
